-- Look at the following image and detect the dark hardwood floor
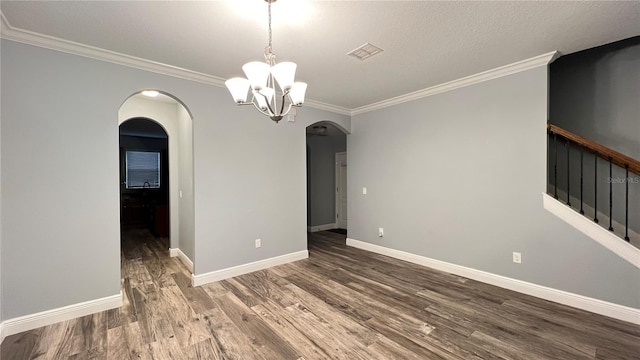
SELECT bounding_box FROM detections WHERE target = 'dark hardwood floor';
[2,229,639,359]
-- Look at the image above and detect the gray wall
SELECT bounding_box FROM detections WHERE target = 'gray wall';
[2,40,120,318]
[193,105,349,275]
[307,126,347,227]
[549,38,640,235]
[0,39,349,319]
[348,66,640,308]
[178,105,195,263]
[550,37,640,159]
[0,64,2,323]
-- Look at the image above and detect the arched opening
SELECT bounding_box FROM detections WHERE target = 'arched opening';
[119,118,169,242]
[306,121,348,244]
[118,91,195,275]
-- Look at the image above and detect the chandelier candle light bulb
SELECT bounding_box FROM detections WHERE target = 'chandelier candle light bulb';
[225,0,306,123]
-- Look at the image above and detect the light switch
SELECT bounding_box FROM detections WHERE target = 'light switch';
[362,187,367,195]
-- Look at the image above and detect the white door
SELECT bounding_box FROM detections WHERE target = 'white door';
[335,152,348,229]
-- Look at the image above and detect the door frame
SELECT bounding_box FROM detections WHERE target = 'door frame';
[335,152,347,229]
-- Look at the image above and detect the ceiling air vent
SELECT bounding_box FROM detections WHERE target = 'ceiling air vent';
[347,42,384,61]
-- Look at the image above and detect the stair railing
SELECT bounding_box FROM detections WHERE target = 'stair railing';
[547,124,639,242]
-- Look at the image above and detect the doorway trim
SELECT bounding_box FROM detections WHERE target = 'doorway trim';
[335,152,348,229]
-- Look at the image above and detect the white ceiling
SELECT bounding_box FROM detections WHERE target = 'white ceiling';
[1,1,639,110]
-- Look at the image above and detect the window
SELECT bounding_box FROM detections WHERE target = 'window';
[125,151,161,189]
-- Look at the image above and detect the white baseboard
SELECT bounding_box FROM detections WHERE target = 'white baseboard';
[0,292,123,343]
[170,248,194,273]
[346,238,640,325]
[546,185,640,245]
[307,223,337,232]
[192,250,308,287]
[543,193,640,269]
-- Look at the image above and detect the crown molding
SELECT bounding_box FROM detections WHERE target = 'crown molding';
[0,12,351,116]
[351,51,560,116]
[304,99,351,116]
[0,12,227,87]
[1,12,560,118]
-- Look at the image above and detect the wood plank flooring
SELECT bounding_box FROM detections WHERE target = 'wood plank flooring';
[2,229,639,359]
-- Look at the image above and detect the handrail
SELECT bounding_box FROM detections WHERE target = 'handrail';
[548,124,640,175]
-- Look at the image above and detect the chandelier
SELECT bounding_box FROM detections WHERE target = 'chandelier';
[225,0,307,123]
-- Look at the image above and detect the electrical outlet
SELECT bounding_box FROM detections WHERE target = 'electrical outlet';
[378,228,384,237]
[255,238,261,248]
[512,252,521,264]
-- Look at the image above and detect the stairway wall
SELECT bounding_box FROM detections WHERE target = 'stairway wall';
[549,36,640,236]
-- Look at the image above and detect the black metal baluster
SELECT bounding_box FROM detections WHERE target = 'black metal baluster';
[624,165,630,242]
[594,153,599,223]
[566,139,571,206]
[554,133,558,199]
[609,157,613,231]
[580,146,584,214]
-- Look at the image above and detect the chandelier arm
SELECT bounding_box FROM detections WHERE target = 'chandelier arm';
[244,92,271,116]
[278,92,288,115]
[250,101,273,117]
[255,91,278,117]
[282,101,293,117]
[237,94,256,108]
[232,93,266,115]
[270,84,280,115]
[265,97,278,117]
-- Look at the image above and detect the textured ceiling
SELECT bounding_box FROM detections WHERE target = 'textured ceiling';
[1,1,639,110]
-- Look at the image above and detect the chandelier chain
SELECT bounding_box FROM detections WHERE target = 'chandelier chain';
[267,1,273,55]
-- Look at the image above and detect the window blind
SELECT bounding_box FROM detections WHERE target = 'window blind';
[126,151,160,189]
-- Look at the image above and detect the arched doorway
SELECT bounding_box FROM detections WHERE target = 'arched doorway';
[119,118,169,238]
[306,121,348,236]
[118,90,195,273]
